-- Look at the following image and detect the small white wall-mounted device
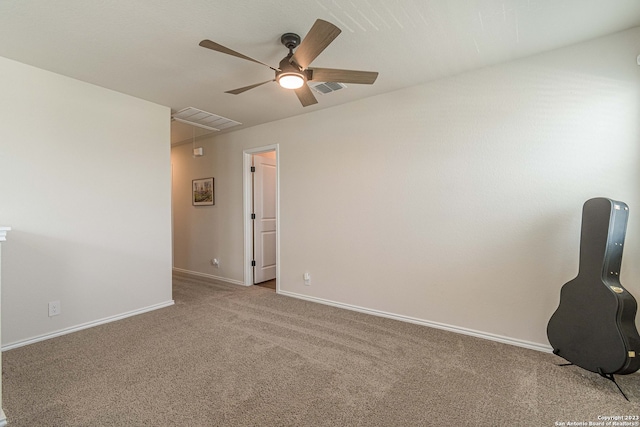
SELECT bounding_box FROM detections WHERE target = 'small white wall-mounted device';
[193,147,204,157]
[48,300,61,317]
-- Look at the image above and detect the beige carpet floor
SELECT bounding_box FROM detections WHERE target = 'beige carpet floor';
[2,273,639,426]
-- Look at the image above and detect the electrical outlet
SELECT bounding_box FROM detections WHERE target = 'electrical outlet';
[303,272,311,286]
[48,300,61,317]
[211,258,219,268]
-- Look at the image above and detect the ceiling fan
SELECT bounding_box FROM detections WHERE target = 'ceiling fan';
[199,19,379,107]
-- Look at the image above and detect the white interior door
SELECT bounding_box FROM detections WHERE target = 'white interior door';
[253,154,276,283]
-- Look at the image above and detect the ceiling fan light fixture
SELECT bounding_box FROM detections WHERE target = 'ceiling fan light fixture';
[199,19,376,107]
[277,72,305,89]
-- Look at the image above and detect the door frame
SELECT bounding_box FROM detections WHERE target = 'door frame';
[243,144,280,290]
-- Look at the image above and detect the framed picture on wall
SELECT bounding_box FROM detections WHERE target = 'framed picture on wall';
[192,177,214,206]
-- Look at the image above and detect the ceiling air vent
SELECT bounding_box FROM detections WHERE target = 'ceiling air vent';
[310,82,347,95]
[172,107,241,131]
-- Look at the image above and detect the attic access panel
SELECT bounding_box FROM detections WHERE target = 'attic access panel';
[172,107,242,131]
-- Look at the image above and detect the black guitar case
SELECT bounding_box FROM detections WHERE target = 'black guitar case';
[547,198,640,377]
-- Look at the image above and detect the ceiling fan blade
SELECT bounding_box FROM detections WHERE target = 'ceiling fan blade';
[225,80,274,95]
[294,84,318,107]
[199,40,278,71]
[290,19,341,70]
[309,68,379,84]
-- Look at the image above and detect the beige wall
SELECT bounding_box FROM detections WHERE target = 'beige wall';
[172,138,245,283]
[171,27,640,350]
[0,56,173,348]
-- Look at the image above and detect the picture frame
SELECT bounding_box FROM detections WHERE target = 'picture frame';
[192,177,214,206]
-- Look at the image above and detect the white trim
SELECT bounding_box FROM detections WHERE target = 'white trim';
[1,300,175,351]
[172,267,245,286]
[0,228,8,424]
[243,151,253,286]
[243,145,280,289]
[0,227,10,242]
[278,290,553,354]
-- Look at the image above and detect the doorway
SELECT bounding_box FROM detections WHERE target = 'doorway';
[243,145,279,290]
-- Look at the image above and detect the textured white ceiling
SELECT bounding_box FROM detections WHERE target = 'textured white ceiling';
[1,0,639,144]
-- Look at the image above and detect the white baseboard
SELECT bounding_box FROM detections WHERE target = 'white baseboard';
[1,300,175,352]
[172,267,246,286]
[278,290,553,354]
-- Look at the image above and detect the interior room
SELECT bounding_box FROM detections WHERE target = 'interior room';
[0,0,639,425]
